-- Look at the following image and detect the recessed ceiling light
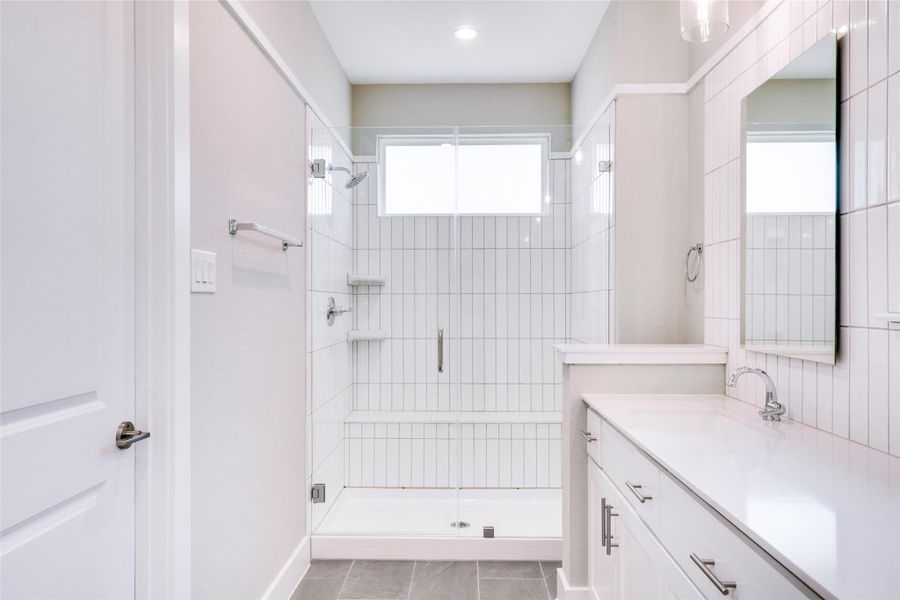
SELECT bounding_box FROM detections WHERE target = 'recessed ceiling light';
[454,25,478,41]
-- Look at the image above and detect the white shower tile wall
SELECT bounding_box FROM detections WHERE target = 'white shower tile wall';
[307,111,354,528]
[570,104,615,344]
[344,421,562,488]
[744,213,836,345]
[703,0,900,455]
[345,159,570,488]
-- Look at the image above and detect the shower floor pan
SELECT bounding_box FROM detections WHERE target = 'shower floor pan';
[312,488,562,561]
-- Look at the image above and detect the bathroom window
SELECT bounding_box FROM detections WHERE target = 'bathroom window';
[745,136,835,214]
[378,135,548,215]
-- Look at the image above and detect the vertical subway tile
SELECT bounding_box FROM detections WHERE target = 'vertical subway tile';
[867,0,889,84]
[868,329,890,452]
[868,80,888,206]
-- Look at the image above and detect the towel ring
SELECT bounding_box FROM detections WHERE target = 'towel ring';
[685,243,703,283]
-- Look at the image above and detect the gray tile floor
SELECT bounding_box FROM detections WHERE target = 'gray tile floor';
[291,560,561,600]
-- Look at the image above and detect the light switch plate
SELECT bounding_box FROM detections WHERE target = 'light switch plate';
[191,249,216,293]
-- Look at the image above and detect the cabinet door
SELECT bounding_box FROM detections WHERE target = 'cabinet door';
[588,461,616,600]
[659,551,705,600]
[610,492,659,600]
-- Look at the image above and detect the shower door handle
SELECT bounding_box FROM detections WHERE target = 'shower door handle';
[437,327,444,373]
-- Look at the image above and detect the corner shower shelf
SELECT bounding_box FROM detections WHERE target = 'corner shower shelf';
[347,330,387,342]
[344,411,562,424]
[347,273,385,286]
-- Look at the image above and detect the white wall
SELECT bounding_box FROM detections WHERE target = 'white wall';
[352,83,570,128]
[241,0,351,127]
[571,0,689,134]
[350,83,572,153]
[615,94,692,343]
[702,0,900,455]
[189,2,308,597]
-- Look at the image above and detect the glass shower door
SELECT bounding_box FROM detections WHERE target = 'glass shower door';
[452,125,570,540]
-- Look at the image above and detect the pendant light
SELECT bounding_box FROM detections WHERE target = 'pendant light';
[680,0,729,43]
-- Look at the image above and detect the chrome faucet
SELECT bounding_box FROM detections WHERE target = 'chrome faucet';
[726,368,786,421]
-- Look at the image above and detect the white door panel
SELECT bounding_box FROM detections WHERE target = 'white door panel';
[1,1,136,598]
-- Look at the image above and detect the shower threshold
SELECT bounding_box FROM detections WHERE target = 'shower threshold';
[312,488,561,561]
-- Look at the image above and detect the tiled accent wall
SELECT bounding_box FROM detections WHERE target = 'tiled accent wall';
[570,104,615,343]
[745,213,836,344]
[703,0,900,455]
[344,159,570,488]
[350,160,570,415]
[344,421,562,488]
[307,112,354,528]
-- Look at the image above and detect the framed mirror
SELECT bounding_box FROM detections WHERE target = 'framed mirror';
[741,33,838,364]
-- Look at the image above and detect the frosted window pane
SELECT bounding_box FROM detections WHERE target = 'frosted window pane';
[746,142,835,213]
[384,144,455,215]
[382,140,544,215]
[457,144,543,214]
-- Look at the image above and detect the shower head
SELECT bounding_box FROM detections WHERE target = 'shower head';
[327,164,369,189]
[345,170,368,189]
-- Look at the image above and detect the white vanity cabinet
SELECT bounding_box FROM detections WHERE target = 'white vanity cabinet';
[588,458,700,600]
[586,407,811,600]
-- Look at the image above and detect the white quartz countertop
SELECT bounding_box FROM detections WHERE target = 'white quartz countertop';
[555,344,727,365]
[583,394,900,600]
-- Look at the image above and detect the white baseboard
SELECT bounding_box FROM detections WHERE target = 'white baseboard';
[311,535,561,561]
[261,536,310,600]
[556,568,592,600]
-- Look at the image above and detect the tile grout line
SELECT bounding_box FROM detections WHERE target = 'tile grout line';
[538,562,552,600]
[475,561,481,600]
[406,560,416,600]
[334,560,353,600]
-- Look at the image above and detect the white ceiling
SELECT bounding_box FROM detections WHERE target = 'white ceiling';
[309,1,611,84]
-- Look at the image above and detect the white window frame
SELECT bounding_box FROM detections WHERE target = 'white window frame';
[376,133,550,217]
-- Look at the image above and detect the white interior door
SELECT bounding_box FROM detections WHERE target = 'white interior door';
[1,1,137,598]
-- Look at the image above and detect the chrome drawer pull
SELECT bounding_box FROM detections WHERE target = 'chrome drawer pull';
[604,503,618,556]
[600,497,607,547]
[581,430,597,443]
[625,480,652,503]
[690,553,737,596]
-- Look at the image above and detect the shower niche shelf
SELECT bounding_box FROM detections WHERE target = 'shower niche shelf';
[347,273,385,286]
[347,330,387,342]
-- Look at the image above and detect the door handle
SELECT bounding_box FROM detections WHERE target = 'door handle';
[437,327,444,373]
[581,430,597,443]
[116,421,151,449]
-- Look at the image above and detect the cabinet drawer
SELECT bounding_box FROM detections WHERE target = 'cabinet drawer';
[658,476,808,599]
[585,409,602,463]
[600,420,660,530]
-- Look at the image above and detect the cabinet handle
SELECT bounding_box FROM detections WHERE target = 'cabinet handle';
[625,480,652,503]
[581,430,597,443]
[437,327,444,373]
[600,497,607,547]
[604,503,618,556]
[690,554,737,596]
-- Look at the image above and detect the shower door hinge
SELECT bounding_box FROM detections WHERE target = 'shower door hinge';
[311,483,326,504]
[598,160,613,173]
[310,159,326,178]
